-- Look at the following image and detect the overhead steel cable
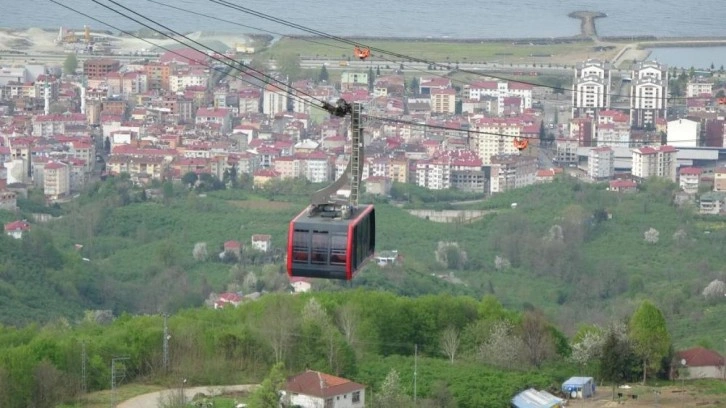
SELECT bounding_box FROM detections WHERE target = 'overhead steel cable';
[144,0,352,53]
[92,0,332,110]
[208,0,705,103]
[47,0,329,114]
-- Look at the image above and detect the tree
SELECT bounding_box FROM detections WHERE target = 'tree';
[375,369,411,408]
[521,309,554,368]
[192,242,208,261]
[644,228,659,244]
[318,65,329,82]
[599,330,638,399]
[569,325,604,371]
[702,279,726,300]
[278,53,301,80]
[440,326,460,363]
[248,362,286,408]
[409,77,419,95]
[63,53,78,75]
[257,296,297,364]
[629,300,671,384]
[368,66,375,91]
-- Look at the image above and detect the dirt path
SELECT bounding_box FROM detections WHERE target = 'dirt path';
[118,384,259,408]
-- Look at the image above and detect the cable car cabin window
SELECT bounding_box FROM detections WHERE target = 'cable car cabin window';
[292,229,310,263]
[330,234,347,265]
[311,231,329,265]
[353,217,370,270]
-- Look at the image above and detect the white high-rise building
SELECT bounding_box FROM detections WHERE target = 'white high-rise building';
[588,147,614,180]
[572,59,611,118]
[262,84,289,117]
[630,61,668,128]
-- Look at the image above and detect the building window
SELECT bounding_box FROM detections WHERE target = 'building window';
[324,398,334,408]
[353,391,361,403]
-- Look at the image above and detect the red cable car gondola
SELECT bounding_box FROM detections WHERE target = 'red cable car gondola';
[513,137,529,151]
[354,46,370,60]
[287,204,375,280]
[287,100,375,280]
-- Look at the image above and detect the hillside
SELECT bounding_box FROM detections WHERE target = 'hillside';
[1,176,726,347]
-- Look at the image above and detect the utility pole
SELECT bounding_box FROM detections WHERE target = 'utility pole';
[111,357,129,408]
[81,341,87,395]
[163,314,169,373]
[413,344,418,407]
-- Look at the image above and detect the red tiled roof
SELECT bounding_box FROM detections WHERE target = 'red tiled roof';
[224,240,241,249]
[4,220,30,232]
[609,179,637,188]
[675,347,724,367]
[285,370,364,399]
[679,167,703,175]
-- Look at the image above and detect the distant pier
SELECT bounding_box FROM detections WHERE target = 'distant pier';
[568,11,607,39]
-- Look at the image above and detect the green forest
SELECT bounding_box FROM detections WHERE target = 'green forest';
[1,174,726,406]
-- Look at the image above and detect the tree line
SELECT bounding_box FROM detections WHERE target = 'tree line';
[0,291,673,408]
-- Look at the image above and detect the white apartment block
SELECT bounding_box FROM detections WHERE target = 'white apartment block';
[471,119,522,165]
[415,157,451,190]
[467,81,533,116]
[572,59,611,117]
[631,145,678,182]
[686,80,713,98]
[169,70,208,92]
[490,154,537,194]
[262,84,289,117]
[630,61,668,128]
[588,147,614,180]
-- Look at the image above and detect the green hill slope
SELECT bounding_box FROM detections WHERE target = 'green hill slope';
[2,176,725,347]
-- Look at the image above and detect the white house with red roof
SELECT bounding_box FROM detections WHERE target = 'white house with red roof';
[282,370,365,408]
[609,179,637,193]
[4,220,30,239]
[289,277,312,293]
[251,234,272,253]
[195,107,232,133]
[213,292,242,309]
[675,347,724,380]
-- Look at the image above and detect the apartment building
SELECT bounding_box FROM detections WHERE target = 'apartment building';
[467,80,533,116]
[572,59,611,117]
[490,154,537,194]
[631,145,678,182]
[588,147,614,180]
[630,61,668,128]
[43,161,70,200]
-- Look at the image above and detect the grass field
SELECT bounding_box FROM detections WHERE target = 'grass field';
[264,37,624,65]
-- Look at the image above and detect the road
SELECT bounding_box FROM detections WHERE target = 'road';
[118,384,259,408]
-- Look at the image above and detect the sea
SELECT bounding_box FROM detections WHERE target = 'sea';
[6,0,726,68]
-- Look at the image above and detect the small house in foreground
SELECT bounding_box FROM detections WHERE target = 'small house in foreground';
[675,347,725,380]
[283,370,365,408]
[561,376,595,399]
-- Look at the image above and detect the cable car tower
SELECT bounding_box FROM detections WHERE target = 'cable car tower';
[310,99,363,216]
[287,99,376,280]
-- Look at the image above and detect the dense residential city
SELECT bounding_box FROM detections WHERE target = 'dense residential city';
[2,39,726,220]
